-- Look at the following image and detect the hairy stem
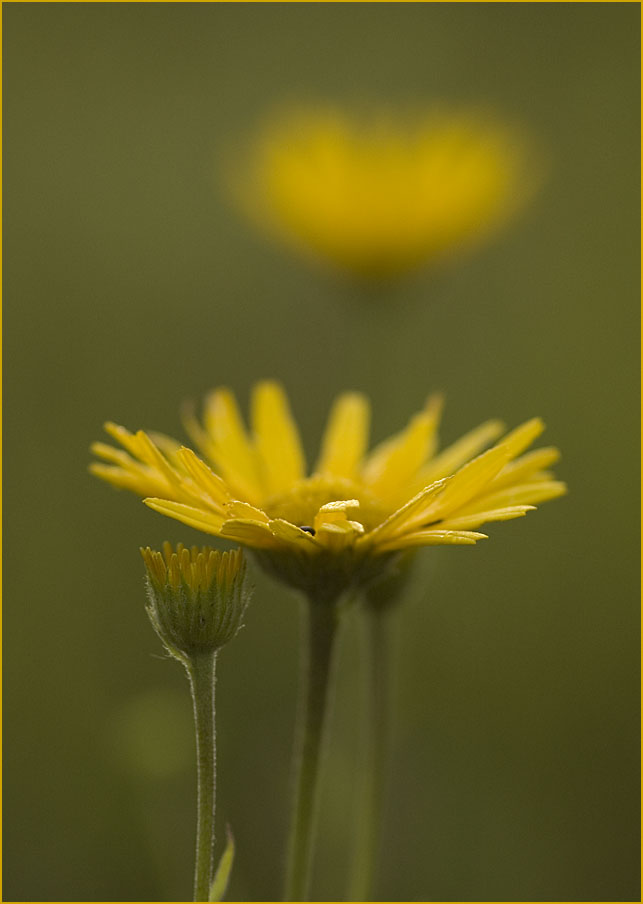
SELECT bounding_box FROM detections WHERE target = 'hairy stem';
[284,600,340,901]
[188,651,218,902]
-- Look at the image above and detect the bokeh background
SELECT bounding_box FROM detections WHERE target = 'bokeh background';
[3,4,640,902]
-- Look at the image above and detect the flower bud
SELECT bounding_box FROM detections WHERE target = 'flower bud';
[141,543,252,662]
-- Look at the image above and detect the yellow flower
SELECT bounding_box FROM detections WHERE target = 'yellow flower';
[91,382,564,600]
[227,108,538,280]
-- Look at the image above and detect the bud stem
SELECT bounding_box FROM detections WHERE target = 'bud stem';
[188,651,218,902]
[284,599,340,901]
[348,605,391,901]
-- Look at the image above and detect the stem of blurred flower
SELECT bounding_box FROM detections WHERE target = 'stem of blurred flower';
[188,651,218,902]
[284,599,340,902]
[348,605,390,902]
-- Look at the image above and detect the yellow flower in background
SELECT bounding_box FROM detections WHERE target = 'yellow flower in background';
[91,381,565,601]
[227,108,539,280]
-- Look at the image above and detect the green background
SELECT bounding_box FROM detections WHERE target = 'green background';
[4,3,640,902]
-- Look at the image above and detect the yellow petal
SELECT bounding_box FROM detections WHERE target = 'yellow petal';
[226,500,270,522]
[418,444,513,522]
[144,498,225,535]
[313,499,361,532]
[91,431,185,499]
[455,480,567,514]
[364,478,450,544]
[315,392,370,480]
[176,447,231,509]
[103,422,142,459]
[419,419,505,485]
[134,430,184,489]
[89,463,166,497]
[418,420,546,522]
[490,446,560,490]
[497,417,545,460]
[438,505,535,531]
[313,500,365,550]
[379,528,487,552]
[316,518,365,551]
[251,381,305,496]
[91,441,137,468]
[362,397,441,505]
[203,388,264,503]
[219,517,278,549]
[181,400,217,463]
[147,431,183,465]
[269,518,319,547]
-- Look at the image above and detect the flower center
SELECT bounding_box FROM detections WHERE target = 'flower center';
[264,474,387,532]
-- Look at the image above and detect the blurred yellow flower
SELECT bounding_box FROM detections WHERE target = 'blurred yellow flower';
[91,381,564,600]
[227,108,539,279]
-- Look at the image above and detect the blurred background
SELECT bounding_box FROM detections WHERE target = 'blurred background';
[3,4,639,902]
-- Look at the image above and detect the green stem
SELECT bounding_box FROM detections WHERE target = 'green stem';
[284,599,340,902]
[348,606,390,902]
[188,651,218,902]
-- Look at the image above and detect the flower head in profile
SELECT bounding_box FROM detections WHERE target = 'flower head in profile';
[227,107,539,280]
[91,381,565,603]
[141,543,251,662]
